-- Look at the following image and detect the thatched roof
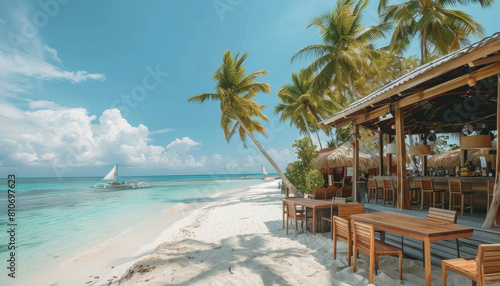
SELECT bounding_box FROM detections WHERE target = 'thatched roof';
[428,139,497,168]
[316,144,378,172]
[427,149,496,169]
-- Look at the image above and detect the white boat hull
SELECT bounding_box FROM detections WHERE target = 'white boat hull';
[94,181,150,189]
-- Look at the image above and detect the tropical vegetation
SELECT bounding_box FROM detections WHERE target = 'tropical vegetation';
[286,138,324,194]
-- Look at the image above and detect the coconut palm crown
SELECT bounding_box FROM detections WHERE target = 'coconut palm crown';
[188,49,300,195]
[292,0,392,98]
[378,0,492,64]
[275,68,339,148]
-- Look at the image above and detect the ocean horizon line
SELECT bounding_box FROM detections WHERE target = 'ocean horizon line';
[6,173,279,180]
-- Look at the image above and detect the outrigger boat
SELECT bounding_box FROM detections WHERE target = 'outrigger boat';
[261,165,275,182]
[94,164,150,189]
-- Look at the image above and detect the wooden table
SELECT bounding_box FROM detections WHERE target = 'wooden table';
[351,211,473,286]
[283,198,332,235]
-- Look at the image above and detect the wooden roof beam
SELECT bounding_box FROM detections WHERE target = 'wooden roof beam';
[468,54,500,67]
[399,61,500,108]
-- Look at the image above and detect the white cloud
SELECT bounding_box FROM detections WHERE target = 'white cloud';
[43,45,62,64]
[0,104,206,171]
[166,137,201,154]
[150,128,175,135]
[0,48,106,83]
[29,100,60,110]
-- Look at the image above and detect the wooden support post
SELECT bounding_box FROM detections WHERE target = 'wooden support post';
[353,124,360,202]
[482,73,500,228]
[378,132,384,176]
[422,135,428,175]
[386,134,392,175]
[395,103,411,210]
[461,149,468,166]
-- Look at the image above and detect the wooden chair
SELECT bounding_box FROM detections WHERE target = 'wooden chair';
[409,179,422,205]
[321,197,347,237]
[427,207,460,257]
[313,189,326,200]
[449,179,474,216]
[286,201,307,238]
[420,179,445,210]
[352,221,403,284]
[400,207,460,262]
[367,179,383,204]
[442,244,500,286]
[338,203,365,220]
[333,216,353,266]
[382,179,396,207]
[282,198,303,228]
[487,181,495,212]
[332,203,365,265]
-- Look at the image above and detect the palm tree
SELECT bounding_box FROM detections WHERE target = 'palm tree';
[274,68,339,149]
[292,0,392,98]
[187,50,300,195]
[378,0,492,64]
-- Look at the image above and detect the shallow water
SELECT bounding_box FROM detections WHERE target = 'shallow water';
[0,174,266,284]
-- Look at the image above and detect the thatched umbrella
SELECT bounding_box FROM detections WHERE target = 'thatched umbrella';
[316,144,378,172]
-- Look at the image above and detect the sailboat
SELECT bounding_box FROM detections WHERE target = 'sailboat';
[94,164,150,189]
[261,165,275,182]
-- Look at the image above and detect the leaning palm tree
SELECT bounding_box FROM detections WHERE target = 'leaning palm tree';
[187,50,300,195]
[378,0,491,64]
[275,68,339,149]
[292,0,392,97]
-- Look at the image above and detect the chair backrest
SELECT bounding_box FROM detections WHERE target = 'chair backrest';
[421,179,434,192]
[448,179,462,194]
[352,220,374,255]
[286,202,299,219]
[382,179,394,191]
[427,207,457,224]
[313,189,326,200]
[367,179,377,190]
[413,179,422,189]
[477,244,500,284]
[332,216,351,243]
[338,204,365,220]
[325,189,337,200]
[332,197,347,203]
[487,181,495,196]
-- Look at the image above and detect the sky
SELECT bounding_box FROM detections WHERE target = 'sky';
[0,0,499,178]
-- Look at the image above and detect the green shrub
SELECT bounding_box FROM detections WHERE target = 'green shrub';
[285,138,324,194]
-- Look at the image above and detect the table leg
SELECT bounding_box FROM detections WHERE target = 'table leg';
[424,237,431,286]
[313,206,316,235]
[282,201,285,229]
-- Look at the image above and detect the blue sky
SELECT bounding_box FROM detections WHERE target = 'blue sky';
[0,0,499,178]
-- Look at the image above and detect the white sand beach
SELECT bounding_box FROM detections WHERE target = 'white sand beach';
[29,181,476,286]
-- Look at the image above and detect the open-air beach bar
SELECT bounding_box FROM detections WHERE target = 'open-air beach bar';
[321,32,500,223]
[283,33,500,286]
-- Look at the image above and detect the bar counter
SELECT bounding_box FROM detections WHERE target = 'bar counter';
[373,175,494,211]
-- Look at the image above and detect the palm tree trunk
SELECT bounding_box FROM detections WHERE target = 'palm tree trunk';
[235,115,301,196]
[301,112,314,146]
[313,124,323,149]
[482,179,500,228]
[421,27,428,65]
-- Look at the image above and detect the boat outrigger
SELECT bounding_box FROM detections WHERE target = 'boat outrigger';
[94,164,150,189]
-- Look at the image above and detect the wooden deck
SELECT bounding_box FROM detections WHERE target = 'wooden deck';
[364,203,500,267]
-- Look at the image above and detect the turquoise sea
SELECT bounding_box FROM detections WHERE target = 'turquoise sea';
[0,174,267,284]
